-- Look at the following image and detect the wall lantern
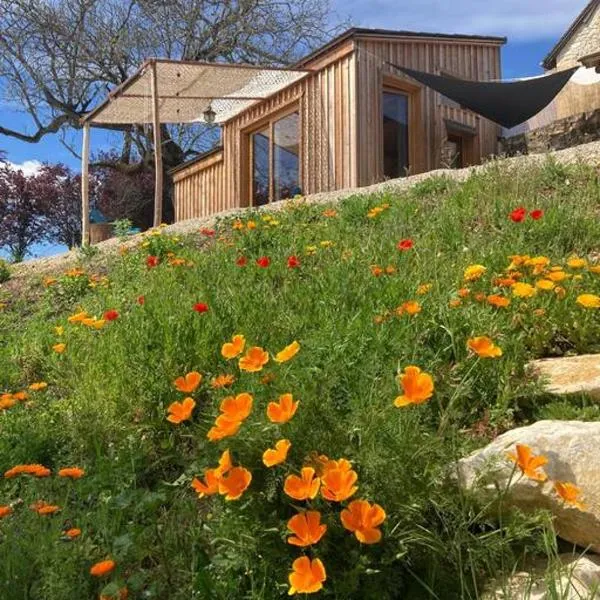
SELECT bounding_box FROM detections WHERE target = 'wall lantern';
[203,103,216,124]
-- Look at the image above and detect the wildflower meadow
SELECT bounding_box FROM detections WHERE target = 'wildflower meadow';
[1,158,600,599]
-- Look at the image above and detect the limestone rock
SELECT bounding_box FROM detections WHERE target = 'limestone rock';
[484,554,600,599]
[457,420,600,551]
[528,354,600,398]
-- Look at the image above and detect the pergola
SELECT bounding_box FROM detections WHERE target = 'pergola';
[80,58,308,244]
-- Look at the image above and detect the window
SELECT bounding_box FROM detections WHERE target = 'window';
[382,91,409,178]
[249,109,300,206]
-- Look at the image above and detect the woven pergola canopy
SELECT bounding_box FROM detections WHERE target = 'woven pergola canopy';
[83,58,309,125]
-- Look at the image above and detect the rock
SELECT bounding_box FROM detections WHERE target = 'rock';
[457,420,600,551]
[483,554,600,599]
[528,354,600,399]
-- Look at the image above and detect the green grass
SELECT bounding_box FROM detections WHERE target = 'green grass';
[0,157,599,599]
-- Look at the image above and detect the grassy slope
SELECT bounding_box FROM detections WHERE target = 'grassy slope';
[1,158,600,599]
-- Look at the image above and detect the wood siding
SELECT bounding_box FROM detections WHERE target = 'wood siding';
[355,36,502,185]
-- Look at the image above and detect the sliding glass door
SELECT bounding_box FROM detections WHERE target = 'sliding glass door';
[250,109,300,206]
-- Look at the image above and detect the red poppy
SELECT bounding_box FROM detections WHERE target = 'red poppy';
[103,310,119,321]
[287,255,300,269]
[193,303,209,313]
[200,228,215,236]
[137,295,145,305]
[509,207,527,223]
[256,256,270,268]
[236,256,248,267]
[397,239,414,251]
[530,209,544,220]
[146,255,160,268]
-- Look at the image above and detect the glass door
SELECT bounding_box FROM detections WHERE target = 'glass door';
[382,91,409,178]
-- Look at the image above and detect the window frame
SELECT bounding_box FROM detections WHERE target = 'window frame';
[243,102,302,207]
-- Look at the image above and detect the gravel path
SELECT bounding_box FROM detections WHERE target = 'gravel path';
[8,140,600,281]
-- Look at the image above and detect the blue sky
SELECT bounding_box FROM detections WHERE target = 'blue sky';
[0,0,589,258]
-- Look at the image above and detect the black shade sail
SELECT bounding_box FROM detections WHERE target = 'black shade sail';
[388,64,577,128]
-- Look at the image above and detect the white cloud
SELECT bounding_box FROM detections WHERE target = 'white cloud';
[4,160,43,177]
[336,0,588,42]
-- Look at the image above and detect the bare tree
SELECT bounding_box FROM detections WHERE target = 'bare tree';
[0,0,344,172]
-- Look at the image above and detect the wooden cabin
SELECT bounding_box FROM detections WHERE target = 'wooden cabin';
[170,28,505,221]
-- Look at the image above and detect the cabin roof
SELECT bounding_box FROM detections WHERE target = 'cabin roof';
[542,0,600,70]
[295,27,507,68]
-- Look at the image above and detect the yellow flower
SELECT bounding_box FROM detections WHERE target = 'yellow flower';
[54,326,64,336]
[577,294,600,309]
[547,270,568,282]
[417,283,432,295]
[512,282,536,298]
[567,256,587,269]
[536,279,555,291]
[274,341,300,363]
[463,264,486,282]
[467,336,502,358]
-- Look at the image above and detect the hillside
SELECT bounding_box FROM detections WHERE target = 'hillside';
[1,152,600,599]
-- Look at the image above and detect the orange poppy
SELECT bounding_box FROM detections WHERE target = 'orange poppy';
[64,528,81,539]
[262,439,291,467]
[90,559,116,577]
[275,341,300,363]
[553,481,585,509]
[266,393,299,423]
[506,443,548,482]
[52,343,66,354]
[238,346,269,372]
[207,415,242,441]
[467,336,502,358]
[191,469,221,498]
[340,499,386,544]
[210,374,235,389]
[4,464,51,478]
[28,382,48,391]
[321,459,358,502]
[0,396,16,411]
[0,505,13,518]
[82,317,106,330]
[68,311,89,324]
[166,397,196,424]
[287,511,327,546]
[173,371,202,393]
[218,466,252,500]
[284,467,321,500]
[30,501,60,515]
[394,366,434,407]
[220,392,253,422]
[288,557,326,595]
[58,467,85,479]
[221,334,246,359]
[487,294,510,308]
[397,301,421,316]
[12,391,28,401]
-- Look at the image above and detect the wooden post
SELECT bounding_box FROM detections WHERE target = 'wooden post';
[81,123,90,246]
[150,60,163,227]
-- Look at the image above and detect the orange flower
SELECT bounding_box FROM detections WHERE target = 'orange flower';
[4,464,51,478]
[287,511,327,546]
[218,466,252,500]
[210,374,235,389]
[52,343,66,354]
[266,393,299,423]
[12,391,28,401]
[191,469,221,498]
[207,415,242,441]
[28,382,48,391]
[58,467,85,479]
[0,505,13,518]
[506,443,548,482]
[82,317,106,330]
[275,341,300,363]
[90,559,116,577]
[467,336,502,358]
[221,334,246,359]
[0,396,16,411]
[397,301,421,316]
[458,287,471,297]
[553,481,585,509]
[288,557,326,595]
[220,392,253,422]
[262,439,291,467]
[239,346,269,372]
[394,366,434,407]
[173,371,202,393]
[341,499,386,544]
[30,501,60,515]
[284,467,321,501]
[166,397,196,424]
[68,311,89,324]
[64,527,81,539]
[320,459,358,502]
[487,294,510,308]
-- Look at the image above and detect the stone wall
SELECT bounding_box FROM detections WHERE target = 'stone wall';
[500,108,600,156]
[556,3,600,69]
